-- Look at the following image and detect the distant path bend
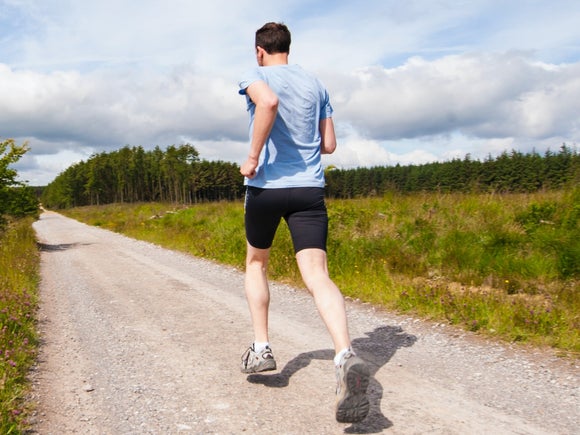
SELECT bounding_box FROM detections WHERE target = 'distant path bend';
[29,211,579,434]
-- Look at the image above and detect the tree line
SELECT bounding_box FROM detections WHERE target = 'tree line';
[325,145,579,198]
[40,143,579,209]
[41,144,243,209]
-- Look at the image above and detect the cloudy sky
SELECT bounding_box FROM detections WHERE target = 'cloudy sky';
[2,0,580,185]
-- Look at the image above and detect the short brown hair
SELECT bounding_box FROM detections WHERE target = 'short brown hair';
[255,22,291,54]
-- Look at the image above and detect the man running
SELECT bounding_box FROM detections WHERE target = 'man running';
[238,22,370,423]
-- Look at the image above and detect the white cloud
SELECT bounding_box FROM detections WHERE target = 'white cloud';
[13,144,95,186]
[331,53,580,143]
[0,62,247,144]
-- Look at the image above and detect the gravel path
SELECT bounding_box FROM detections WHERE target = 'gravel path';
[29,211,579,434]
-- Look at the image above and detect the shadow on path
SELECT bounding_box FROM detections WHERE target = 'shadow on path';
[248,325,417,433]
[37,242,90,252]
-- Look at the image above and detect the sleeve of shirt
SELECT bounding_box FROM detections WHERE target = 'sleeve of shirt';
[238,68,264,95]
[320,87,334,120]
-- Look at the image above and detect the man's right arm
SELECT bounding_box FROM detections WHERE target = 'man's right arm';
[320,117,337,155]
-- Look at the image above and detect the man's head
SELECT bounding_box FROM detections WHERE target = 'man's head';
[255,22,291,55]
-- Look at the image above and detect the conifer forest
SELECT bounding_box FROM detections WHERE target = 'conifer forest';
[40,143,579,209]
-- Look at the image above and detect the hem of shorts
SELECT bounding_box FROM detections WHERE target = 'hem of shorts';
[245,182,325,189]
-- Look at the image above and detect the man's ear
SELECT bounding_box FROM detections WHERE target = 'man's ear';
[256,46,266,65]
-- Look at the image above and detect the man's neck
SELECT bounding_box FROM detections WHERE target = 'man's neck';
[262,52,289,66]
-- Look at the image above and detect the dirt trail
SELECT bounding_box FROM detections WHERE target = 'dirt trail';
[29,211,578,434]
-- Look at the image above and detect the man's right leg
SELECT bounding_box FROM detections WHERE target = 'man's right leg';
[296,248,370,423]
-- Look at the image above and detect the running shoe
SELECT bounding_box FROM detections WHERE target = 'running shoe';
[335,349,370,423]
[240,345,277,374]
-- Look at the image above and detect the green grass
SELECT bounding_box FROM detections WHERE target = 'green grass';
[62,189,580,355]
[0,218,39,434]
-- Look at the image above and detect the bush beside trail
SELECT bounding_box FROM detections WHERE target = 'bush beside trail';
[0,218,39,433]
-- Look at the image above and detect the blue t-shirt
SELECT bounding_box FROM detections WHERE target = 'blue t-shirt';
[239,64,333,188]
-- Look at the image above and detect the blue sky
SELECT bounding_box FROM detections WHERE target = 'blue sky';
[1,0,580,185]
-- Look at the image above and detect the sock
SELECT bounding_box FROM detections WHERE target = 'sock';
[334,347,352,366]
[253,341,270,353]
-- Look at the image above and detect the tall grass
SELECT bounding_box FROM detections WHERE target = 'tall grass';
[62,189,579,354]
[0,218,39,434]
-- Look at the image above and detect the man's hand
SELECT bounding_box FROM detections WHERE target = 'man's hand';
[240,156,259,179]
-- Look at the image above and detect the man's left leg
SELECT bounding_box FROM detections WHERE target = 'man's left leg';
[245,242,271,344]
[240,242,277,373]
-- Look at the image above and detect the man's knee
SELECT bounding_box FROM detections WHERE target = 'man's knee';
[246,243,270,268]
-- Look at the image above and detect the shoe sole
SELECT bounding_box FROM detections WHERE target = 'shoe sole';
[336,358,370,423]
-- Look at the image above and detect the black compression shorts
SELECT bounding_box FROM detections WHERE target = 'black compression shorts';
[244,186,328,253]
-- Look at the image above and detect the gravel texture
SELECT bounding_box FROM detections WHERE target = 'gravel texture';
[28,211,579,434]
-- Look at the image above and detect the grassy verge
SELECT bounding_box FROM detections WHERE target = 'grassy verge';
[0,218,39,434]
[62,189,579,355]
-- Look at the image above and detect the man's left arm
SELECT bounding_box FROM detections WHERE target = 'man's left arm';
[240,81,279,178]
